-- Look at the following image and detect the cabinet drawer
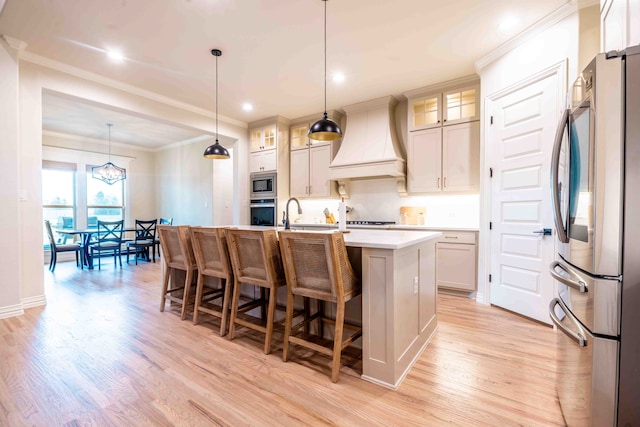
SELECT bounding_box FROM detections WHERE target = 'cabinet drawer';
[438,231,476,244]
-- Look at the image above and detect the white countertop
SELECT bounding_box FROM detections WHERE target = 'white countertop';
[228,225,441,250]
[342,229,441,250]
[290,222,479,232]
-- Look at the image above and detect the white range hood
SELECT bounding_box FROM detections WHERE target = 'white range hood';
[329,96,407,198]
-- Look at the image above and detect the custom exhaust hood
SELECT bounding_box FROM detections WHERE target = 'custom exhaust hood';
[329,96,407,198]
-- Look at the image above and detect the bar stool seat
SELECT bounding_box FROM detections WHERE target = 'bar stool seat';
[157,225,197,320]
[278,230,362,382]
[225,228,286,355]
[189,226,233,336]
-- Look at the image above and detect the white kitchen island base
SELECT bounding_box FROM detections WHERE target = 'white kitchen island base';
[343,230,440,389]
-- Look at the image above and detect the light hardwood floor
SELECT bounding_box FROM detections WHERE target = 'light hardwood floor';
[0,260,565,426]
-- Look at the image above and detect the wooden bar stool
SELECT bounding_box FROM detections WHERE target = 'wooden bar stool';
[225,228,286,354]
[189,226,233,336]
[278,230,362,382]
[157,225,198,320]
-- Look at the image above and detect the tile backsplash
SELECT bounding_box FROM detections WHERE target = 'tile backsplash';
[293,177,479,229]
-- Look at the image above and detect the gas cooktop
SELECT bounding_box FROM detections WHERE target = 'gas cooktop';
[346,220,396,225]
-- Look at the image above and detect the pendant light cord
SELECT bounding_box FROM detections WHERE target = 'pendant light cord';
[323,0,327,115]
[107,123,112,162]
[215,54,219,142]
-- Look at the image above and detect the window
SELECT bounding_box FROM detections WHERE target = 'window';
[86,166,125,223]
[42,162,76,247]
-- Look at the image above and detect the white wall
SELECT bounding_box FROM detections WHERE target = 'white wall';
[476,6,599,303]
[0,39,24,318]
[155,134,246,227]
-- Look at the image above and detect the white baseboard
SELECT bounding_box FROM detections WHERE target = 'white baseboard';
[22,294,47,309]
[0,303,24,319]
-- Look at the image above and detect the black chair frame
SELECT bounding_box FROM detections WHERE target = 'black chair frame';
[89,220,124,270]
[127,219,157,264]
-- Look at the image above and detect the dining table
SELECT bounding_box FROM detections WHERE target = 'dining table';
[54,226,137,269]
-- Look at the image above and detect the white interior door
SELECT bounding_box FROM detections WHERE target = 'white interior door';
[488,69,563,324]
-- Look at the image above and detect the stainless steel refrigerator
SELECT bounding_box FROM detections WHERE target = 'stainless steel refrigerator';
[548,45,640,426]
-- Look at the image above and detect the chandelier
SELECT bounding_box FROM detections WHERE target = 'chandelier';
[92,123,126,185]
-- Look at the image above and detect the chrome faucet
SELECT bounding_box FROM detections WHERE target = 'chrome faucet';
[284,197,302,230]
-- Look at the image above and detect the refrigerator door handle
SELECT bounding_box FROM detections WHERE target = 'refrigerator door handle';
[551,108,570,243]
[549,298,587,347]
[549,260,588,293]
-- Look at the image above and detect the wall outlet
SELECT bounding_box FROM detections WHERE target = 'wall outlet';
[413,276,419,295]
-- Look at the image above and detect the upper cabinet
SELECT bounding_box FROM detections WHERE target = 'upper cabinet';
[289,111,343,199]
[404,76,480,194]
[250,124,277,152]
[248,116,290,174]
[407,82,479,132]
[408,122,480,193]
[601,0,640,52]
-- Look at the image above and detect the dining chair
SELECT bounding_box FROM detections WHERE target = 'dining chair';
[44,219,81,272]
[278,230,362,382]
[225,228,286,354]
[158,225,198,320]
[154,217,173,259]
[89,220,124,270]
[126,219,157,264]
[189,226,233,335]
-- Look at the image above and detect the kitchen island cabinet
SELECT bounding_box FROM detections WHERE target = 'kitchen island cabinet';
[342,229,440,389]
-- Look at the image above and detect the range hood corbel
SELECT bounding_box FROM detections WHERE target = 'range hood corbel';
[329,95,407,198]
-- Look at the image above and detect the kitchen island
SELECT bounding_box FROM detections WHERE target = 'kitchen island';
[341,229,441,388]
[169,227,440,389]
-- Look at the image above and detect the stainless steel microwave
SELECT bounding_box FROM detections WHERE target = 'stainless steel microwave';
[250,172,276,199]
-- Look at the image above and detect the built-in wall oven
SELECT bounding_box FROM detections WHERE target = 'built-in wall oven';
[548,46,640,426]
[250,172,276,199]
[250,198,276,226]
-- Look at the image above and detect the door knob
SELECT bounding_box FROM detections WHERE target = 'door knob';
[533,228,552,236]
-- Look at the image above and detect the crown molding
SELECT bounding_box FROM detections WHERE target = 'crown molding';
[154,134,214,152]
[19,51,248,129]
[42,129,156,152]
[474,0,597,73]
[1,34,27,51]
[403,74,479,99]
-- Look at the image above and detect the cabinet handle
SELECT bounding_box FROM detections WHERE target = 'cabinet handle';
[444,177,447,188]
[444,235,458,239]
[309,186,312,194]
[437,177,440,188]
[443,119,447,122]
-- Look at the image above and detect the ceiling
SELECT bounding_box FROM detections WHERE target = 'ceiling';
[0,0,571,149]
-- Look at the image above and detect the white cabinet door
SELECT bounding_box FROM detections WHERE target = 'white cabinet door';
[249,150,277,173]
[290,149,309,197]
[309,145,331,197]
[436,242,477,291]
[407,128,442,193]
[601,0,640,51]
[442,121,480,192]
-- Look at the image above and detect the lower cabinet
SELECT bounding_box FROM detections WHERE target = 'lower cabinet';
[436,230,477,292]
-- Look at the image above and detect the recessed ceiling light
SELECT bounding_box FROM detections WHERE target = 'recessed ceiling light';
[242,103,253,112]
[107,49,125,62]
[332,72,345,84]
[498,15,520,34]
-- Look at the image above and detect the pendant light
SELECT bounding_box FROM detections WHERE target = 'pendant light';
[92,123,126,185]
[203,48,231,159]
[308,0,342,142]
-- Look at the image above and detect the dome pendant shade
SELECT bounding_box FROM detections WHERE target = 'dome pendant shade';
[203,48,230,160]
[308,112,342,141]
[308,0,342,142]
[203,140,230,159]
